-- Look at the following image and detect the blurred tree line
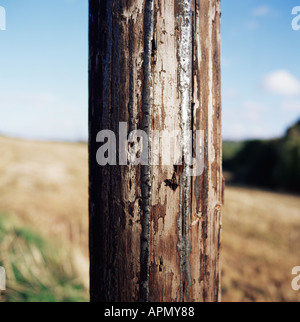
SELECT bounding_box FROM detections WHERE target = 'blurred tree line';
[223,120,300,193]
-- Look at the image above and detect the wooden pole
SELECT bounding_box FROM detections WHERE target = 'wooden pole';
[89,0,222,302]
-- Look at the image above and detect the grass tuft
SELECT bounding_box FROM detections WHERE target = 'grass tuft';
[0,213,88,302]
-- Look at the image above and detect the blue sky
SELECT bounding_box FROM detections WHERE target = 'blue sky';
[0,1,299,141]
[0,0,88,141]
[222,0,300,140]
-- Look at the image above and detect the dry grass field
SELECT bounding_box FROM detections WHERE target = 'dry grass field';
[222,186,300,302]
[0,136,88,253]
[0,136,89,301]
[0,135,300,302]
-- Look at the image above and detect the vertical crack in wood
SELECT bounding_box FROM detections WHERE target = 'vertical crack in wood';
[128,20,135,133]
[176,0,193,302]
[140,0,154,302]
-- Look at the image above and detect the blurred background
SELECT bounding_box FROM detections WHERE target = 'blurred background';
[0,0,299,302]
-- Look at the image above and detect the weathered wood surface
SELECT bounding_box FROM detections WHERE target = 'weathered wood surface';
[89,0,222,302]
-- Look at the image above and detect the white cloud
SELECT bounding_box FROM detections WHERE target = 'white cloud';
[243,101,265,111]
[281,100,300,111]
[222,100,268,140]
[222,57,232,68]
[252,5,271,17]
[262,70,300,96]
[0,92,56,110]
[242,101,265,121]
[245,20,260,31]
[0,90,87,141]
[223,123,275,140]
[245,5,272,31]
[223,88,238,99]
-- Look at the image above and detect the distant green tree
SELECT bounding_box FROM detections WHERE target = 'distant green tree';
[275,120,300,192]
[223,119,300,193]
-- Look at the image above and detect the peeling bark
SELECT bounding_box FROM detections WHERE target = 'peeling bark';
[89,0,222,302]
